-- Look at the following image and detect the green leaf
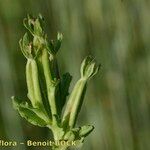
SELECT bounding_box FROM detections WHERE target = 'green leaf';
[47,32,63,55]
[12,96,50,127]
[60,73,72,110]
[79,125,94,137]
[64,130,75,141]
[63,125,94,147]
[54,32,63,53]
[46,40,55,54]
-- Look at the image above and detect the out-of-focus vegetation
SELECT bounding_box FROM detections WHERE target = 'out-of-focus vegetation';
[0,0,149,150]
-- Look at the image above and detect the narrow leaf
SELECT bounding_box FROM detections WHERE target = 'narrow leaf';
[79,125,94,137]
[60,73,72,109]
[12,97,50,127]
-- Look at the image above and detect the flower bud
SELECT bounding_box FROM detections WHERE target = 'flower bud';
[80,56,100,79]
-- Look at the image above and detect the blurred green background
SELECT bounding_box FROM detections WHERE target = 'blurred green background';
[0,0,150,150]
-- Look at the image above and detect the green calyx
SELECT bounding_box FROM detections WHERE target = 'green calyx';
[12,14,100,150]
[81,56,100,79]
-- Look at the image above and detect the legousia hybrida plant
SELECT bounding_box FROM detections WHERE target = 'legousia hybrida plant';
[12,14,100,150]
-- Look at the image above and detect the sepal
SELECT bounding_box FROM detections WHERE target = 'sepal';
[19,33,32,59]
[19,33,41,59]
[80,56,100,79]
[47,32,63,55]
[23,14,44,36]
